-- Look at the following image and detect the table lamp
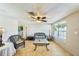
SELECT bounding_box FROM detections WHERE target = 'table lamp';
[0,27,5,46]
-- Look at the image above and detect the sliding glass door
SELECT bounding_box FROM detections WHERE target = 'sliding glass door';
[52,20,67,40]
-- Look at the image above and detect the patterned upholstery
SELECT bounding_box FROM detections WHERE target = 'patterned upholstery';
[34,33,47,40]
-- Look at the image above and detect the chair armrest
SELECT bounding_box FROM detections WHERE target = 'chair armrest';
[20,38,25,42]
[45,35,48,39]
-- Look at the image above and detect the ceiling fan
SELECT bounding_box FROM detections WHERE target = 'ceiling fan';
[27,4,47,23]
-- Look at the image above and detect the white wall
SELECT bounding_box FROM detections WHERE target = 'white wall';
[18,18,51,37]
[0,14,18,42]
[54,10,79,56]
[27,23,50,36]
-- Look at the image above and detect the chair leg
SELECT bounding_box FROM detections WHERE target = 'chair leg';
[24,42,25,47]
[34,45,37,51]
[46,45,49,51]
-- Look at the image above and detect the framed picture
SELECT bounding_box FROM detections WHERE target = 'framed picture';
[18,26,23,38]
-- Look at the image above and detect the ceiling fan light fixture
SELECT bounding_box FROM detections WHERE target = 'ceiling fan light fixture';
[27,4,47,23]
[37,16,41,20]
[36,20,41,23]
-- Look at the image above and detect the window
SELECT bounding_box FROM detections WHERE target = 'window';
[53,21,67,40]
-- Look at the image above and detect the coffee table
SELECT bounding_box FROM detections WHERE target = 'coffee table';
[33,40,49,51]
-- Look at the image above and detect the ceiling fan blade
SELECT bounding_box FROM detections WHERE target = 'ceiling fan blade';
[41,20,47,22]
[28,12,36,16]
[42,17,46,19]
[31,16,36,19]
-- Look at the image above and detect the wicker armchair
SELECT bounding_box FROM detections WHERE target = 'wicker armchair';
[8,35,25,49]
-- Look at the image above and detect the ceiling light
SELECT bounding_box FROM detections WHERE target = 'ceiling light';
[27,4,47,23]
[36,20,41,23]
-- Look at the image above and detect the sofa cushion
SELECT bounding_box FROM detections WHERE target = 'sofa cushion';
[16,39,23,44]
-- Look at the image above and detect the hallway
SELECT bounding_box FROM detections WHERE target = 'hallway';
[15,40,72,56]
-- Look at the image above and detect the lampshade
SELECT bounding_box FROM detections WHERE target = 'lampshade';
[0,27,5,33]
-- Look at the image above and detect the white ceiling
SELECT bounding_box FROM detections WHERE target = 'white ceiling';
[0,3,79,24]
